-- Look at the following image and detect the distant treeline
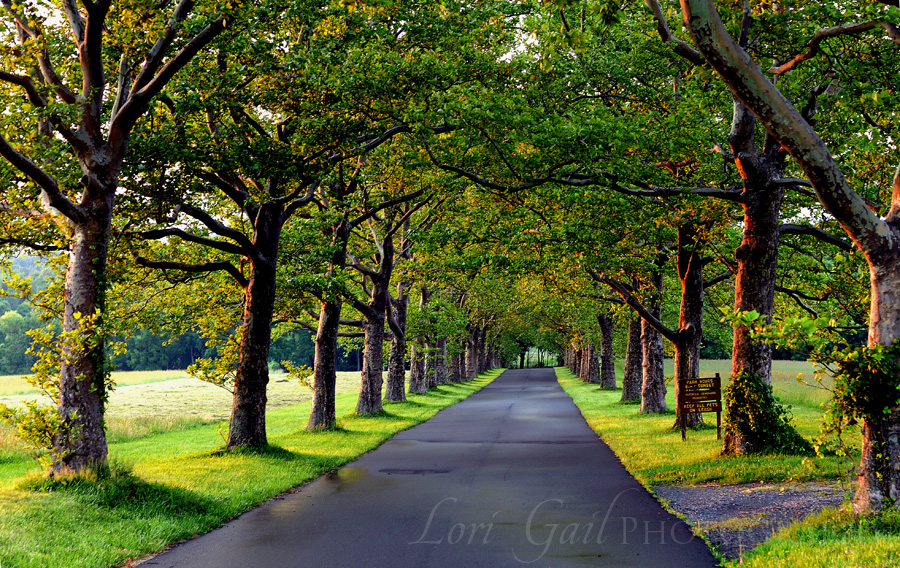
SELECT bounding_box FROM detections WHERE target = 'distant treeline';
[0,256,365,376]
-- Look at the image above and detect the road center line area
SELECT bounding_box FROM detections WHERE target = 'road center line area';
[141,368,718,567]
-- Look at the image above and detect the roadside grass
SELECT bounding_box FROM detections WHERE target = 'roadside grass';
[735,508,900,568]
[558,363,900,568]
[0,369,501,568]
[558,363,849,486]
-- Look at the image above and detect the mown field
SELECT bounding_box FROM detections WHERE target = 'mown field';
[558,361,900,568]
[0,369,502,568]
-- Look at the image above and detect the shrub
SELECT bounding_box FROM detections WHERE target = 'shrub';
[723,370,813,455]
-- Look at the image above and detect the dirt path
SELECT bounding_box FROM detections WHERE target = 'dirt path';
[657,481,846,561]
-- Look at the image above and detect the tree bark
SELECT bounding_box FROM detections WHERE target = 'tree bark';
[308,220,349,430]
[408,343,426,394]
[458,340,468,380]
[583,344,600,383]
[598,314,617,389]
[308,298,340,430]
[226,203,283,449]
[356,318,385,415]
[673,224,704,429]
[640,272,667,414]
[476,326,488,373]
[573,346,582,377]
[448,350,461,383]
[54,198,113,472]
[727,98,785,389]
[621,318,643,402]
[424,340,436,389]
[385,283,408,402]
[465,327,478,380]
[435,337,448,384]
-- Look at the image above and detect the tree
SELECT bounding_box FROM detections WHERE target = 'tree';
[0,0,232,473]
[677,0,900,512]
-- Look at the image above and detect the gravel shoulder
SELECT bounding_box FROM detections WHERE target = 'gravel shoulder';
[656,481,848,562]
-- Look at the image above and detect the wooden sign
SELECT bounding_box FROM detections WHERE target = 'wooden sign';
[678,373,722,441]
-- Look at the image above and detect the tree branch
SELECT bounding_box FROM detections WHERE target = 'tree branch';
[779,223,853,252]
[0,135,85,223]
[769,22,879,75]
[113,12,227,144]
[348,189,425,229]
[134,256,248,288]
[644,0,706,66]
[178,204,257,254]
[588,269,679,343]
[140,226,247,256]
[774,285,819,317]
[704,270,733,288]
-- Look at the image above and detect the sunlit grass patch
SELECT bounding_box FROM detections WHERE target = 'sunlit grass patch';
[557,365,850,486]
[733,508,900,568]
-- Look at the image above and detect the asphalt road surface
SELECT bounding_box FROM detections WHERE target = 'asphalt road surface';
[140,368,719,567]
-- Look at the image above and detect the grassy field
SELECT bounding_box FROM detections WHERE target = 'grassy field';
[0,369,502,568]
[0,370,364,452]
[557,362,900,568]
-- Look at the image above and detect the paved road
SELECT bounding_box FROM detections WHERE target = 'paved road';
[141,369,719,567]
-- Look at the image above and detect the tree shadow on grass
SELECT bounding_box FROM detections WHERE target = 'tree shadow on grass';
[208,444,304,461]
[20,463,220,518]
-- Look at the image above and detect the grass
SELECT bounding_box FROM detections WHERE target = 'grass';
[0,369,502,568]
[736,508,900,568]
[0,370,365,452]
[0,369,191,396]
[558,362,850,486]
[558,362,900,568]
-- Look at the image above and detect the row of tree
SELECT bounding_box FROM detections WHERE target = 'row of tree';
[0,0,898,514]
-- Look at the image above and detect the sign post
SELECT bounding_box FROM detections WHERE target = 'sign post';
[678,373,722,441]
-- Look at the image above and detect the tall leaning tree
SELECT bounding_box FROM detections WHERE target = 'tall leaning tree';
[678,0,900,512]
[0,0,232,473]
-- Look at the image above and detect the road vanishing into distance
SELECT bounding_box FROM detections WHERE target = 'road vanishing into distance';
[141,368,718,567]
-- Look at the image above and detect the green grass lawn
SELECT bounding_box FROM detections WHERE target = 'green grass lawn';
[0,370,365,451]
[0,369,502,568]
[558,362,846,486]
[558,363,900,568]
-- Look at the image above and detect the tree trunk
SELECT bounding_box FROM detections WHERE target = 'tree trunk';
[856,262,900,511]
[728,99,784,388]
[53,203,113,473]
[408,343,427,394]
[598,314,617,389]
[421,341,433,389]
[226,204,283,449]
[641,269,667,415]
[308,298,340,430]
[465,328,478,380]
[355,231,395,415]
[674,224,704,429]
[448,350,461,383]
[385,283,408,402]
[227,261,276,448]
[476,327,487,373]
[621,318,643,402]
[584,345,600,383]
[435,338,448,384]
[574,347,582,377]
[356,317,385,415]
